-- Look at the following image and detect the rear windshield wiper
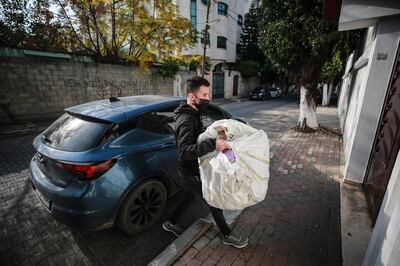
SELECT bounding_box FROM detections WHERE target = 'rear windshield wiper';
[41,135,52,144]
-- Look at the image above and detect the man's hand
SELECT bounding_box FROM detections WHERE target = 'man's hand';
[215,139,231,151]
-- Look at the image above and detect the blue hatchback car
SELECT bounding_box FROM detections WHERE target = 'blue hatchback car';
[29,95,242,235]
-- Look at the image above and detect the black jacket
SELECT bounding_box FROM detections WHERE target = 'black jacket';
[174,101,215,179]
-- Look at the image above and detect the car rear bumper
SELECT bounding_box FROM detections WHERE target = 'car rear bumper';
[29,157,122,231]
[249,95,264,100]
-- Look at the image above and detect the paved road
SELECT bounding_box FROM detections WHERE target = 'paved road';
[221,98,299,141]
[0,98,302,265]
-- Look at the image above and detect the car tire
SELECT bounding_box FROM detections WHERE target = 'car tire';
[117,179,167,235]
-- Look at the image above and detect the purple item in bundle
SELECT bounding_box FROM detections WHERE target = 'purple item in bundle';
[223,149,236,163]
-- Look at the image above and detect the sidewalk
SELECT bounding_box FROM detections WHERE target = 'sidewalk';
[169,110,343,265]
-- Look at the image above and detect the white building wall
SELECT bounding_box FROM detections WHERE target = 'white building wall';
[339,26,376,181]
[225,4,237,62]
[209,2,228,60]
[362,150,400,266]
[338,52,354,129]
[176,0,205,56]
[176,0,253,99]
[342,50,373,182]
[338,17,400,183]
[177,0,251,62]
[224,71,234,98]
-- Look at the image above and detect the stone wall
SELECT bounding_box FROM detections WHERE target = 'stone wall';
[0,56,195,124]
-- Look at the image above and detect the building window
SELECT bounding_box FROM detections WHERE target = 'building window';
[201,0,208,5]
[217,2,228,16]
[217,36,227,49]
[200,30,210,46]
[190,0,197,29]
[237,15,243,26]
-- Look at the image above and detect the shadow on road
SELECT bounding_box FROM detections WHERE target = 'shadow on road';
[69,191,209,265]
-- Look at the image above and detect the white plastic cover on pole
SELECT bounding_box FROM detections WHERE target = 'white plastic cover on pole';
[198,119,270,210]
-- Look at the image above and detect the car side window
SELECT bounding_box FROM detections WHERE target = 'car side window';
[119,118,137,135]
[135,106,177,134]
[154,106,177,133]
[101,124,120,143]
[201,106,229,128]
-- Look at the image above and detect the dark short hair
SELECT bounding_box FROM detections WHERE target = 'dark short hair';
[185,76,210,95]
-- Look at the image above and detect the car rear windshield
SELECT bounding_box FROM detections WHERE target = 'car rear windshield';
[253,87,263,92]
[41,113,111,152]
[270,88,277,91]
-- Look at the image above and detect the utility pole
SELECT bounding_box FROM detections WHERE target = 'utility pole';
[202,0,211,77]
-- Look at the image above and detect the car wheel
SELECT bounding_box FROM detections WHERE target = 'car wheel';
[117,179,167,235]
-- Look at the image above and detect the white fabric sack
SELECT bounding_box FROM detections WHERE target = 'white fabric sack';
[198,119,270,210]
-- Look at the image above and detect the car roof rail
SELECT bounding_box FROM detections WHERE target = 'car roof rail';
[109,96,120,102]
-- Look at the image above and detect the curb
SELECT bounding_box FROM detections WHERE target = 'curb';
[148,218,212,266]
[149,210,242,266]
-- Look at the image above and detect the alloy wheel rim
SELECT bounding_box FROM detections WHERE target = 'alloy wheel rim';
[128,184,163,228]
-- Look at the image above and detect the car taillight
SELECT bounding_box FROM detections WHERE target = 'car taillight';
[56,160,116,181]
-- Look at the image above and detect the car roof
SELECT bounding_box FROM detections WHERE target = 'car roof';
[65,95,184,123]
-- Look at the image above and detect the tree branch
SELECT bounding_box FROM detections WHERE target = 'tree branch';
[55,0,92,53]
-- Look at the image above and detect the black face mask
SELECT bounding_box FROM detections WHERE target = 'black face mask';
[194,98,210,111]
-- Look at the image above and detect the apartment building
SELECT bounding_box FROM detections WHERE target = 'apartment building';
[175,0,255,99]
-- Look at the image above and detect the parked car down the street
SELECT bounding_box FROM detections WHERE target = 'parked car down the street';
[249,87,270,101]
[28,95,246,235]
[269,87,282,98]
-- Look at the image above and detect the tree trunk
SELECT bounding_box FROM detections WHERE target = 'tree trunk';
[298,86,319,131]
[281,78,289,96]
[111,0,117,56]
[322,82,334,106]
[327,82,333,105]
[322,83,328,106]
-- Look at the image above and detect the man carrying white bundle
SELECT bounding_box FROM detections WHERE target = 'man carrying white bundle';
[162,76,248,249]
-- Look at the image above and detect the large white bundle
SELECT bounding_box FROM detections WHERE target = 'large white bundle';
[198,119,270,210]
